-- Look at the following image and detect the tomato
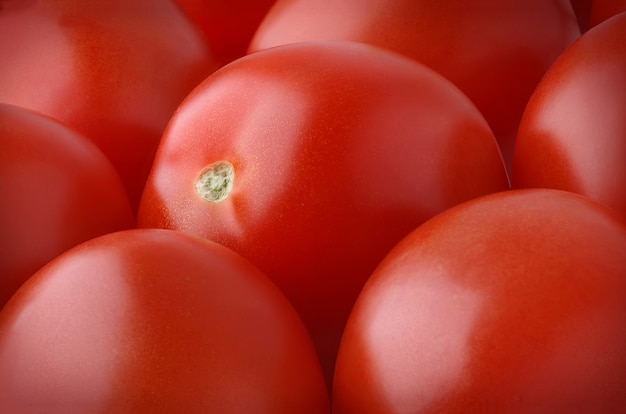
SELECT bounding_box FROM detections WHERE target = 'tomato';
[0,228,330,413]
[173,0,277,66]
[249,0,581,171]
[0,103,134,309]
[512,12,626,222]
[333,189,626,413]
[590,0,626,27]
[137,41,510,387]
[0,0,216,208]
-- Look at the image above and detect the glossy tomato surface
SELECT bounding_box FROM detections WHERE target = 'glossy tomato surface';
[138,41,510,387]
[333,189,626,413]
[173,0,276,66]
[0,103,133,310]
[249,0,581,171]
[0,0,216,208]
[512,12,626,222]
[0,229,329,413]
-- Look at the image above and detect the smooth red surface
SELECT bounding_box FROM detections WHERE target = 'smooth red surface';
[0,0,217,208]
[512,13,626,222]
[249,0,581,171]
[590,0,626,27]
[333,189,626,413]
[0,229,330,413]
[0,103,133,309]
[137,41,510,387]
[173,0,276,66]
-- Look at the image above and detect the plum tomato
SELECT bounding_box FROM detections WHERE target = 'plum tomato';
[333,189,626,413]
[0,228,330,413]
[0,103,134,310]
[137,41,510,387]
[249,0,581,171]
[0,0,217,208]
[512,12,626,223]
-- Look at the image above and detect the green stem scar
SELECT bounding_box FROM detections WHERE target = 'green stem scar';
[195,161,234,202]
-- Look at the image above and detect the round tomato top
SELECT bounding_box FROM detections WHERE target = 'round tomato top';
[0,0,217,208]
[0,228,330,413]
[138,41,509,387]
[334,188,626,413]
[249,0,581,171]
[0,103,134,310]
[512,12,626,223]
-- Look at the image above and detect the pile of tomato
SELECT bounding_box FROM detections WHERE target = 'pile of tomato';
[1,1,625,412]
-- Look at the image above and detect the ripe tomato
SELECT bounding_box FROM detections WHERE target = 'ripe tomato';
[137,41,510,387]
[0,229,330,413]
[0,0,216,208]
[249,0,581,171]
[590,0,626,27]
[173,0,277,66]
[333,189,626,413]
[0,103,134,309]
[512,12,626,222]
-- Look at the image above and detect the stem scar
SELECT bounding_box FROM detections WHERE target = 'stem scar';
[194,161,234,203]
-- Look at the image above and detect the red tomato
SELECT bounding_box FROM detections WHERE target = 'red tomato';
[249,0,581,171]
[0,103,134,309]
[137,41,510,387]
[333,189,626,413]
[0,229,330,413]
[0,0,217,208]
[512,13,626,222]
[590,0,626,27]
[173,0,277,66]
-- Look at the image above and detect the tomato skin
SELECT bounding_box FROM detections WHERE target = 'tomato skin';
[333,189,626,413]
[590,0,626,27]
[0,0,217,208]
[0,103,134,309]
[173,0,277,66]
[249,0,580,171]
[512,13,626,223]
[137,41,509,387]
[0,228,329,413]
